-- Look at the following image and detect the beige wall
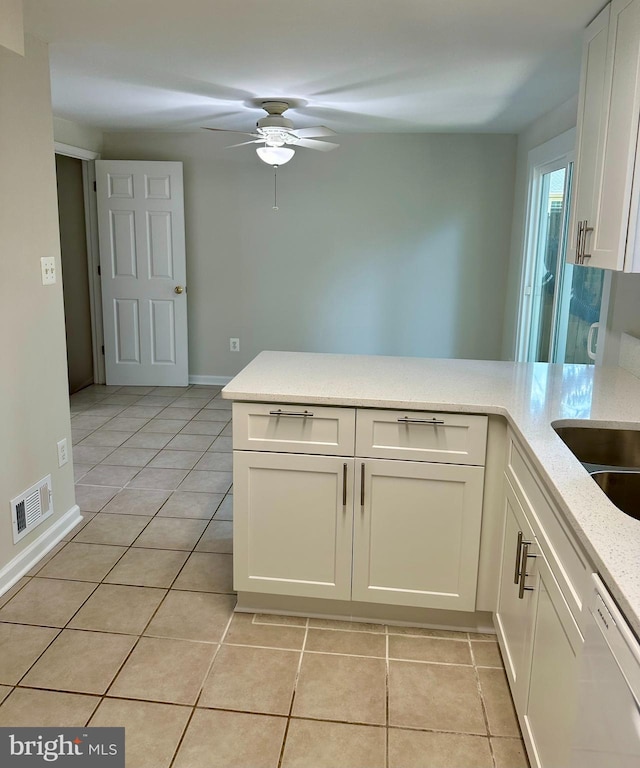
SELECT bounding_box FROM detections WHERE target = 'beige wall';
[103,131,517,377]
[0,36,75,572]
[53,116,103,155]
[56,154,94,393]
[501,96,579,359]
[602,272,640,365]
[0,0,24,55]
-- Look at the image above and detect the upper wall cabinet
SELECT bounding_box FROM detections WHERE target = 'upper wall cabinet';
[569,0,640,272]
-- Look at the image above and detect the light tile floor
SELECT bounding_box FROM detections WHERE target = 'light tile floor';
[0,384,529,768]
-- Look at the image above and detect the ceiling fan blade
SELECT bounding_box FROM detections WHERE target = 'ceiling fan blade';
[293,126,337,138]
[202,127,259,137]
[226,139,265,148]
[295,138,340,152]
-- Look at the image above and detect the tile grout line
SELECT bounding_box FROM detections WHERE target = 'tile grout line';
[165,608,239,768]
[469,636,497,768]
[385,623,390,768]
[276,616,309,768]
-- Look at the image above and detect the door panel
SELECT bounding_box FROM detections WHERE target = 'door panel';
[352,459,484,611]
[494,479,537,711]
[96,160,187,386]
[524,554,583,768]
[233,451,354,600]
[150,301,176,364]
[114,299,140,363]
[110,211,137,277]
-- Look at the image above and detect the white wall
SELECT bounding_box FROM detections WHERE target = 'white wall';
[53,116,103,154]
[501,96,579,359]
[103,131,516,377]
[0,36,76,577]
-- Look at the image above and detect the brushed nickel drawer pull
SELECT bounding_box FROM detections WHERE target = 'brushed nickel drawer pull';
[514,531,523,584]
[582,223,593,264]
[268,409,314,418]
[518,542,537,599]
[576,220,584,264]
[397,417,445,425]
[343,463,348,507]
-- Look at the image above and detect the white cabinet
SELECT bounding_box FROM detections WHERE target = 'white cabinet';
[233,451,354,600]
[232,402,355,455]
[569,0,640,271]
[495,479,537,711]
[523,552,583,768]
[352,459,484,611]
[232,403,487,612]
[355,408,487,465]
[496,434,586,768]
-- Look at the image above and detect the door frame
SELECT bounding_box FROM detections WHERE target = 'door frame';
[54,142,105,384]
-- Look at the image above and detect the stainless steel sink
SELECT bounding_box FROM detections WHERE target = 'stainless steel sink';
[591,471,640,522]
[553,425,640,470]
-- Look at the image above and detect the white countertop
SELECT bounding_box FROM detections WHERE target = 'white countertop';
[223,351,640,635]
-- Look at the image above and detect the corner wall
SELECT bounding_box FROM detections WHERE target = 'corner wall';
[103,131,517,377]
[501,96,579,359]
[0,36,76,581]
[53,116,103,155]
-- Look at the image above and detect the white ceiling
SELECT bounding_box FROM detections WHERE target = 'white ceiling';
[25,0,605,134]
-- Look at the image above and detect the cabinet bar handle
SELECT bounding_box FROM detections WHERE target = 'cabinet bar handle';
[582,222,593,263]
[576,220,584,264]
[360,463,365,508]
[518,542,537,599]
[514,531,523,584]
[268,409,314,418]
[397,417,445,425]
[342,463,348,507]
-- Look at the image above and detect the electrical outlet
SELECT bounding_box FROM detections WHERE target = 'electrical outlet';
[230,338,240,352]
[57,439,68,467]
[41,256,57,285]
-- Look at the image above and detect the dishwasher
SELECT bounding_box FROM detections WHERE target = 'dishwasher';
[570,573,640,767]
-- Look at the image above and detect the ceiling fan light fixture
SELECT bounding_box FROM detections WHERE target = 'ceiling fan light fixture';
[256,146,295,166]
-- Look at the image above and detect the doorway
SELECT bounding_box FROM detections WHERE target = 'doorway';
[54,142,104,390]
[56,154,93,393]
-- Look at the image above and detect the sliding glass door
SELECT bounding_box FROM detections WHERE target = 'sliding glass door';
[518,131,608,365]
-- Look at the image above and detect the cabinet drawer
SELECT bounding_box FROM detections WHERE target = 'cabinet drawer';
[233,402,356,456]
[355,409,487,464]
[506,436,590,619]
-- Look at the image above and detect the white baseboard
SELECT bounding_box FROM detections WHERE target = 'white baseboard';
[189,375,233,386]
[0,504,82,597]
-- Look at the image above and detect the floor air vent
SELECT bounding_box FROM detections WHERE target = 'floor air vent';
[11,476,53,543]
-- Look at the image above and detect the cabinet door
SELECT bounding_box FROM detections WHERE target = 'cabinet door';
[568,4,610,265]
[592,0,640,270]
[351,459,484,611]
[494,479,538,711]
[523,553,584,768]
[233,451,353,600]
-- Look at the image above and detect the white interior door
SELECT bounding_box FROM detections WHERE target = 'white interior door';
[96,160,188,386]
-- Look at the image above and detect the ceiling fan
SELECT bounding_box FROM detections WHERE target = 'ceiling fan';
[203,101,339,166]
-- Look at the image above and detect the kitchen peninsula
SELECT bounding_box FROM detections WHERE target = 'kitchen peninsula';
[223,351,640,636]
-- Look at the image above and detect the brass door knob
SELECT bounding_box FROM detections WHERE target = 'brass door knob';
[174,285,184,294]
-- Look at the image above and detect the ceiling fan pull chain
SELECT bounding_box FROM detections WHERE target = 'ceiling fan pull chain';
[273,167,279,211]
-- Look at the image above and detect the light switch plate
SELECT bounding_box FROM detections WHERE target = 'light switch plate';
[41,256,56,285]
